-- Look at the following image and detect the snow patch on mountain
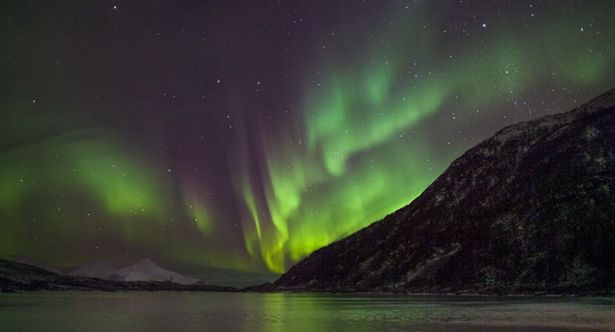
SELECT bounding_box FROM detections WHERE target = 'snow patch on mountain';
[112,259,200,285]
[69,258,200,285]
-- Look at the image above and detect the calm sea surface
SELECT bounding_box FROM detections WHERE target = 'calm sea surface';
[0,292,613,331]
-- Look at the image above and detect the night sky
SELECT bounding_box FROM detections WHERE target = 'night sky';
[2,0,614,274]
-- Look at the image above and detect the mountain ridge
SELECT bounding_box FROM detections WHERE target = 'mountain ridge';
[268,88,615,294]
[1,258,230,292]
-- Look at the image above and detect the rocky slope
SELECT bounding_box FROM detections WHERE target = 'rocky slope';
[272,89,615,294]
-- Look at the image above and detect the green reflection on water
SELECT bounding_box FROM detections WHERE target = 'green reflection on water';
[0,292,614,332]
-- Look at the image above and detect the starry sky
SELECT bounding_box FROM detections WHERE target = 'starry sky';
[1,0,614,275]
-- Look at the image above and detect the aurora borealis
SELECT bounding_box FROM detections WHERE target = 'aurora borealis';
[2,1,615,275]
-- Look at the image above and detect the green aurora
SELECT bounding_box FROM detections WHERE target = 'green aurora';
[231,4,615,272]
[1,1,614,274]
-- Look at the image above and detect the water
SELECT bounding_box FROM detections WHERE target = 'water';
[0,292,613,331]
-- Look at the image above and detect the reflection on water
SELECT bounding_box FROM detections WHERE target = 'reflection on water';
[1,292,614,331]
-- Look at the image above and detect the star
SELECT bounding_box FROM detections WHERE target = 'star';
[3,0,615,278]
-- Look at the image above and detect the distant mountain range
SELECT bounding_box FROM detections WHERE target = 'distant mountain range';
[0,258,233,292]
[263,89,615,295]
[68,258,201,285]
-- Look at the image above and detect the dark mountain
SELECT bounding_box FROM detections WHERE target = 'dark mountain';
[272,89,615,294]
[0,258,236,292]
[10,256,63,275]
